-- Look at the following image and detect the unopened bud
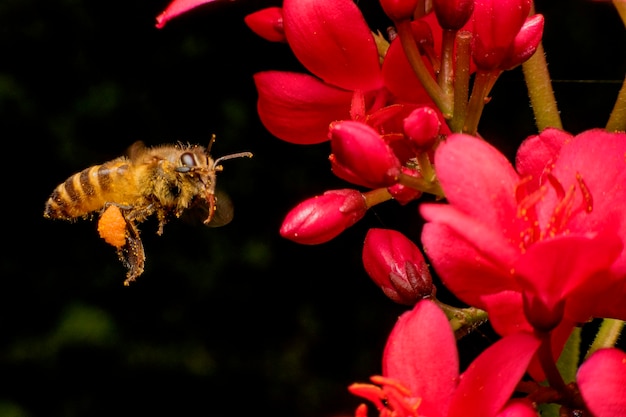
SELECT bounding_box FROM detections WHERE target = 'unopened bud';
[280,189,367,245]
[362,228,434,304]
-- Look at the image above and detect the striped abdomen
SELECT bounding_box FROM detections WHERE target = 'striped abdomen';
[44,158,140,220]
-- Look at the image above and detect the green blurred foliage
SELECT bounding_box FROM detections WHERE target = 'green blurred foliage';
[0,0,624,416]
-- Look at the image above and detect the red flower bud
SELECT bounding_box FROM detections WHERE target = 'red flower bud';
[280,189,367,245]
[501,14,544,70]
[244,7,286,43]
[387,167,423,205]
[403,106,441,148]
[472,0,531,71]
[433,0,475,30]
[379,0,419,21]
[329,121,402,189]
[362,228,434,305]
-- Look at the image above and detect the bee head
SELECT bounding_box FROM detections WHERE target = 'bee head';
[174,135,252,224]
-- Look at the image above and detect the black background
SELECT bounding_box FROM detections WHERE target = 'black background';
[1,1,624,416]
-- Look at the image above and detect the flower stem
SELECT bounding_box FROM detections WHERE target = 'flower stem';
[395,19,453,118]
[449,30,472,133]
[398,173,444,197]
[606,75,626,132]
[438,29,457,100]
[536,331,568,394]
[521,42,563,131]
[363,187,394,208]
[434,300,488,339]
[585,318,625,359]
[464,70,500,135]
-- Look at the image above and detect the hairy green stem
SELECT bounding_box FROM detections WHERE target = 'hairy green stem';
[606,75,626,132]
[585,318,625,359]
[449,31,471,133]
[521,42,562,131]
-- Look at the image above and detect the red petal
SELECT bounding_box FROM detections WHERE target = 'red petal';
[156,0,216,28]
[420,219,518,309]
[480,291,531,336]
[578,348,626,417]
[382,33,436,104]
[282,0,383,91]
[420,204,519,272]
[549,129,626,268]
[448,332,540,417]
[383,300,458,416]
[254,71,352,144]
[244,7,285,43]
[515,127,572,189]
[501,14,545,70]
[496,399,538,417]
[513,233,623,320]
[432,134,524,244]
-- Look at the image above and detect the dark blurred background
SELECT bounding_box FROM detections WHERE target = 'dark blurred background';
[1,1,624,416]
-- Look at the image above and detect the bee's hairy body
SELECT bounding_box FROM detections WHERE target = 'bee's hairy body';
[43,139,253,285]
[44,143,218,231]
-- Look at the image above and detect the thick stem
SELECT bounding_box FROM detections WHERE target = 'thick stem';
[536,331,568,394]
[606,75,626,132]
[585,318,625,360]
[438,29,457,100]
[449,31,472,133]
[521,42,563,131]
[363,187,394,209]
[398,171,444,197]
[434,300,488,339]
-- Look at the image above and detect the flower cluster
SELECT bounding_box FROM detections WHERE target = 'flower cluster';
[156,0,626,415]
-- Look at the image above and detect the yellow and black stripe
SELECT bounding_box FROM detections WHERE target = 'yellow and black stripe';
[44,159,135,220]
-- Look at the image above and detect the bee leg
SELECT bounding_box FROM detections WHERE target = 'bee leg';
[155,209,170,236]
[117,217,146,286]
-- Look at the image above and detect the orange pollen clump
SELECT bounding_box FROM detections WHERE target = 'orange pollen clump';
[348,376,422,417]
[515,171,594,252]
[97,205,127,248]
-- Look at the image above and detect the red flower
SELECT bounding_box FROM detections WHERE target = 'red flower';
[251,0,447,145]
[349,300,540,417]
[362,228,433,305]
[280,189,367,245]
[250,0,384,144]
[420,129,626,336]
[577,348,626,417]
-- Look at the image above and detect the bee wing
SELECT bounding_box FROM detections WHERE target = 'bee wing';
[126,141,149,162]
[183,189,234,228]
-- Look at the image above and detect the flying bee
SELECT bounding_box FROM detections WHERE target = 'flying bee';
[44,135,252,285]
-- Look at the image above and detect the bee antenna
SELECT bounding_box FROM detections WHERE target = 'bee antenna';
[213,152,254,169]
[207,134,217,154]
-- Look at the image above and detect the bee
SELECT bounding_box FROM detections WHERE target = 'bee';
[44,135,252,285]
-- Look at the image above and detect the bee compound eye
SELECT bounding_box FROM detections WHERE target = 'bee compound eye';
[180,152,196,168]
